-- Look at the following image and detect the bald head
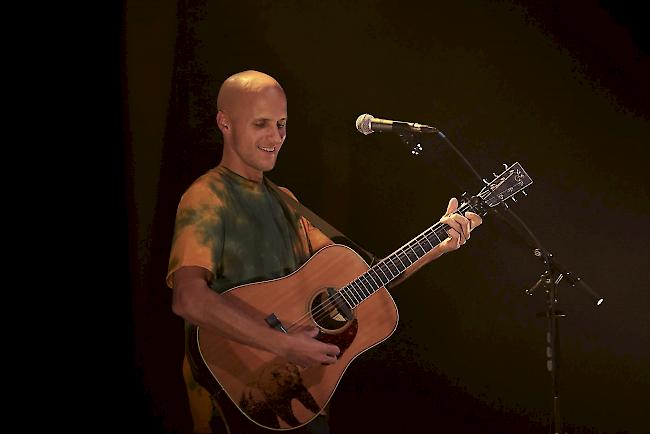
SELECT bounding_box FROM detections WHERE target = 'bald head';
[215,70,288,181]
[217,70,285,115]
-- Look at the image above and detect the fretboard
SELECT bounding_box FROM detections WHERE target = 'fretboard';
[338,203,474,309]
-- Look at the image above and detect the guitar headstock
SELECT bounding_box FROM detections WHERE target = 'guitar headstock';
[469,162,533,213]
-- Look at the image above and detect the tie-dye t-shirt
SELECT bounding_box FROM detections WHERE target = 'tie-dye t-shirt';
[166,165,331,432]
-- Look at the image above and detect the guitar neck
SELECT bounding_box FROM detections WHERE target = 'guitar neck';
[339,202,478,309]
[337,161,533,310]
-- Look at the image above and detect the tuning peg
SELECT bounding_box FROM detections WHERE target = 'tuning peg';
[503,202,509,208]
[522,190,528,196]
[512,196,517,202]
[503,163,509,170]
[482,178,490,185]
[492,172,498,178]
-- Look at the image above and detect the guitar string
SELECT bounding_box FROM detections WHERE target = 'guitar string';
[285,201,478,332]
[300,169,527,327]
[299,167,526,326]
[302,165,524,330]
[287,220,462,331]
[288,202,476,330]
[288,167,528,331]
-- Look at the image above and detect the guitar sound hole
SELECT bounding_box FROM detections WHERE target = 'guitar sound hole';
[310,289,354,332]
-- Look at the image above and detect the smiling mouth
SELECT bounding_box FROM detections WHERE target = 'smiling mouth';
[258,146,276,153]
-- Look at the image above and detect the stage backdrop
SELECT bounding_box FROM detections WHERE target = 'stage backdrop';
[124,1,649,433]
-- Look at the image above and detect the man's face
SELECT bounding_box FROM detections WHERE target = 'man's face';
[225,85,287,179]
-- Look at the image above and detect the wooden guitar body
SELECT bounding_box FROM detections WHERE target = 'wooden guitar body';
[190,244,399,431]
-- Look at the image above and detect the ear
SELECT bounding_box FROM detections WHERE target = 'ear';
[216,111,230,134]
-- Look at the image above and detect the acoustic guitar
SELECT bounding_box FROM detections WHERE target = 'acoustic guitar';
[189,162,533,432]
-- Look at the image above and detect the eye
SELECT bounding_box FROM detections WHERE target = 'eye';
[277,122,286,129]
[254,121,267,128]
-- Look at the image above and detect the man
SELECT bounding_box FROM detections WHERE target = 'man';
[167,70,482,433]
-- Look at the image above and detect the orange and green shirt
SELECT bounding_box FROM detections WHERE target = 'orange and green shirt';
[166,165,330,432]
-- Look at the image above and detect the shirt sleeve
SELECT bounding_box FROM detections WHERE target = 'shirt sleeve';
[166,182,224,288]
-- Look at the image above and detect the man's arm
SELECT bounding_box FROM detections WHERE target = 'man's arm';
[171,266,340,367]
[387,197,482,288]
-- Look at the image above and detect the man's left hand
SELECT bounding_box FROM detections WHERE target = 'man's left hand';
[438,197,482,253]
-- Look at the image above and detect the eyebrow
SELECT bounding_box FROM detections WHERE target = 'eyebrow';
[253,117,288,122]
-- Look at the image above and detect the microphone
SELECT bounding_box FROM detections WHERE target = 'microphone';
[355,113,439,135]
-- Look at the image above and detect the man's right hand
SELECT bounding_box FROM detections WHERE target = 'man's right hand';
[281,327,340,368]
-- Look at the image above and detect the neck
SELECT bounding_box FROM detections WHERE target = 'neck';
[219,160,264,183]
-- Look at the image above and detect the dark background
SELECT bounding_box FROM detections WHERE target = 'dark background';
[116,1,649,433]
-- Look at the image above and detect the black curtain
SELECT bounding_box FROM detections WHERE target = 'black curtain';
[123,1,650,433]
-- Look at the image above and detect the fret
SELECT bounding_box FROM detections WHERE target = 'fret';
[351,280,365,299]
[405,245,420,263]
[377,261,395,279]
[352,274,377,303]
[431,225,447,244]
[432,228,443,243]
[386,257,403,275]
[393,251,409,269]
[416,235,432,252]
[340,288,356,308]
[410,239,426,257]
[358,274,373,296]
[422,232,436,249]
[346,282,360,305]
[350,280,362,297]
[364,274,378,295]
[365,270,381,290]
[398,248,413,265]
[371,267,389,286]
[352,281,364,299]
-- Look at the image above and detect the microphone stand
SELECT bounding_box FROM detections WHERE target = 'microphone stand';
[500,209,603,434]
[393,127,604,434]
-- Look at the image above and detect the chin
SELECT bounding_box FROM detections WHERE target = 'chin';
[256,161,276,173]
[261,157,279,172]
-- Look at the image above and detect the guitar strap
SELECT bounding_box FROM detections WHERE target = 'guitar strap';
[265,178,380,267]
